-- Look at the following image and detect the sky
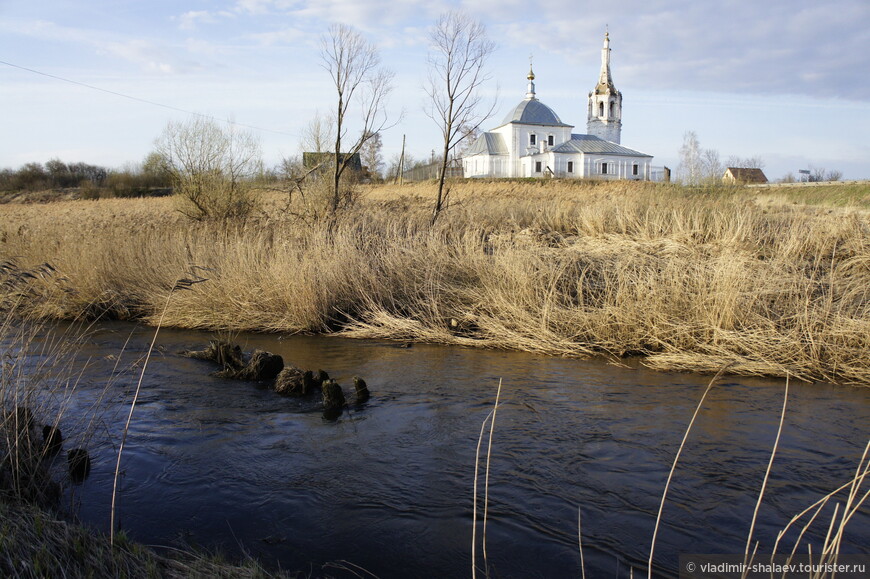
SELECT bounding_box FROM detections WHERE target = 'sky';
[2,0,870,181]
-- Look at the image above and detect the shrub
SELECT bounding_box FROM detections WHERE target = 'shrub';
[154,117,263,221]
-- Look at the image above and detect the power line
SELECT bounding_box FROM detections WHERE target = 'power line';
[0,59,298,138]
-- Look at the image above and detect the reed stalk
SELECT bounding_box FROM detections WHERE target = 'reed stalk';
[471,409,492,579]
[578,507,586,579]
[110,275,206,546]
[741,375,789,577]
[648,364,731,578]
[472,378,502,579]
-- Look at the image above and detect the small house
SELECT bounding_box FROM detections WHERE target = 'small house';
[722,167,768,184]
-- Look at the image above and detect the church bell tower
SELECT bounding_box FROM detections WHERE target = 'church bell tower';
[587,30,623,144]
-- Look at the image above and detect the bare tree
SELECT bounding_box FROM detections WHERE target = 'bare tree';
[678,131,703,185]
[320,23,394,216]
[386,151,416,183]
[702,148,723,181]
[808,167,843,182]
[359,130,384,180]
[424,10,496,222]
[456,123,482,158]
[726,155,766,169]
[300,109,335,153]
[678,131,729,185]
[155,116,262,220]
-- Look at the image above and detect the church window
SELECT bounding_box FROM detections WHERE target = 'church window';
[609,101,615,117]
[601,162,608,174]
[567,161,574,173]
[598,102,604,117]
[529,133,537,146]
[535,161,542,173]
[547,135,555,146]
[632,163,639,176]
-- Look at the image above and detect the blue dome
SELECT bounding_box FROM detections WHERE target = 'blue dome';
[501,98,568,126]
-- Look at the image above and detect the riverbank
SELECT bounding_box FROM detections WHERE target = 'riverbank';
[0,496,290,578]
[2,179,869,385]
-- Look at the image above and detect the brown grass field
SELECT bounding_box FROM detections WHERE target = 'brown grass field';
[2,179,869,385]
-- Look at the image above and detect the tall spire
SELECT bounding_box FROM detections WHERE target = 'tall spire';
[596,29,615,93]
[587,28,622,144]
[525,56,536,100]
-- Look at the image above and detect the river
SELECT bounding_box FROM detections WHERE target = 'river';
[28,322,870,577]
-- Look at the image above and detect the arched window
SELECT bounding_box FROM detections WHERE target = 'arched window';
[598,102,604,117]
[609,101,615,117]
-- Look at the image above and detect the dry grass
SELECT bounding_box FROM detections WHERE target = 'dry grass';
[0,497,295,578]
[2,179,869,384]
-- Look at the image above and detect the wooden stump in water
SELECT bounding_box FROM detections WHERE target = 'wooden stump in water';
[321,380,346,420]
[182,340,245,370]
[313,370,329,390]
[67,448,91,482]
[352,376,370,404]
[184,341,284,381]
[275,366,307,396]
[42,425,63,455]
[232,350,284,381]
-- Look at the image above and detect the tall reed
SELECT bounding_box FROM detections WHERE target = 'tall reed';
[0,261,121,506]
[110,273,207,545]
[2,181,869,384]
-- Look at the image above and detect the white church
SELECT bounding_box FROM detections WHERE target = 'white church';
[462,32,654,180]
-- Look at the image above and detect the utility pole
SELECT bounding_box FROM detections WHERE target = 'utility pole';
[397,134,406,185]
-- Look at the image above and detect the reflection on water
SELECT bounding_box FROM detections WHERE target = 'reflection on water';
[33,322,870,577]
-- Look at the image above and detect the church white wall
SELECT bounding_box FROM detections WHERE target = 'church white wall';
[463,151,652,180]
[586,155,651,179]
[492,123,574,178]
[550,154,585,178]
[462,154,511,178]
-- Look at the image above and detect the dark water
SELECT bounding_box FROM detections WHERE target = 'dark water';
[31,323,870,577]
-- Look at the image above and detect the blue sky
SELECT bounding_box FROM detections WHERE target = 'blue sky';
[2,0,869,180]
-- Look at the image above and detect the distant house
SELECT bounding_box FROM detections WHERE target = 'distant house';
[722,167,768,184]
[302,152,363,173]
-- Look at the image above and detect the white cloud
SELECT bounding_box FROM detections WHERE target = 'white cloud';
[233,0,283,15]
[1,18,185,74]
[247,27,309,46]
[177,11,217,31]
[490,0,870,101]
